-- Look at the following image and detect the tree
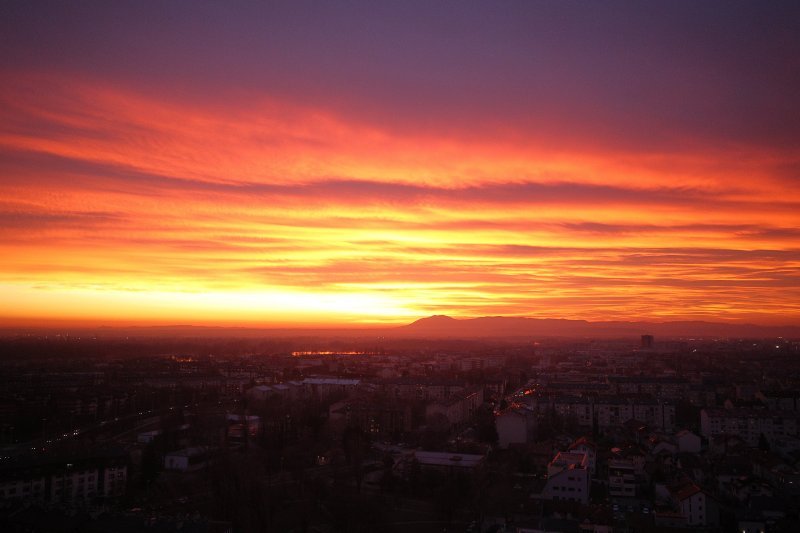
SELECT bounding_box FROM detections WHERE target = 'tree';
[476,406,498,445]
[140,442,161,487]
[343,425,369,492]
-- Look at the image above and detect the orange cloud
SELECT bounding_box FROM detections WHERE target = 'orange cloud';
[1,73,799,327]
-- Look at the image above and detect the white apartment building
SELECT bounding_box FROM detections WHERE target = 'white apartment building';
[0,476,46,501]
[541,451,590,504]
[670,484,719,527]
[700,408,799,447]
[608,458,636,498]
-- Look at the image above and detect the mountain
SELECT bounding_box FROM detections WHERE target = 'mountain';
[396,315,800,339]
[3,316,798,340]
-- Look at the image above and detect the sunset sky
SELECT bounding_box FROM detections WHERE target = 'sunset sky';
[2,1,800,327]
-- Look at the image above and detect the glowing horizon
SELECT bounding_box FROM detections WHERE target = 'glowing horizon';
[1,3,799,328]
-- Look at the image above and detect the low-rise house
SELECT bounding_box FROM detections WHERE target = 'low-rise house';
[737,510,767,533]
[137,429,163,444]
[668,482,719,527]
[410,450,486,474]
[724,476,773,503]
[394,450,485,480]
[709,433,748,455]
[750,452,800,496]
[164,446,215,472]
[646,433,678,456]
[675,429,702,454]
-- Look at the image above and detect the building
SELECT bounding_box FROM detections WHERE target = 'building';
[544,395,676,432]
[377,377,467,401]
[102,463,127,498]
[700,408,800,447]
[496,405,535,448]
[0,476,46,501]
[410,450,485,474]
[394,450,486,481]
[0,453,127,504]
[608,458,636,498]
[164,446,214,472]
[607,443,647,499]
[302,378,361,398]
[675,429,702,454]
[669,483,719,527]
[608,376,689,400]
[328,397,413,437]
[137,429,163,444]
[247,382,303,402]
[641,335,654,349]
[597,397,676,432]
[425,388,483,430]
[568,436,597,474]
[540,451,590,504]
[49,465,99,502]
[757,390,800,412]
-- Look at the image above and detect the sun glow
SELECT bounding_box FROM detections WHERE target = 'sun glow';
[1,72,799,327]
[1,284,419,327]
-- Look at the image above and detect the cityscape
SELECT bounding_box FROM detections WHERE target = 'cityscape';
[0,326,799,532]
[2,2,799,532]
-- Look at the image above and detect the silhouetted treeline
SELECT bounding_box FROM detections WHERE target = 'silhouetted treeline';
[0,334,522,361]
[0,336,293,360]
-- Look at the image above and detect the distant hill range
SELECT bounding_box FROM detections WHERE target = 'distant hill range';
[3,315,799,339]
[395,315,800,339]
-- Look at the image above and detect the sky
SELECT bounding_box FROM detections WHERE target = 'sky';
[1,1,799,327]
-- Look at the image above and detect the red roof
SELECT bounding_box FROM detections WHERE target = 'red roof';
[670,482,702,501]
[569,436,597,451]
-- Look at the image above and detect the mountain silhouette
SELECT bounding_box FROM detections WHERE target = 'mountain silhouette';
[4,315,798,339]
[396,315,800,339]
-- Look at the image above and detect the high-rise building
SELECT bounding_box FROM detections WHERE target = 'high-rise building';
[641,334,654,349]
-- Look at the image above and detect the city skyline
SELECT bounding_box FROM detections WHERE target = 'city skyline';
[2,1,800,327]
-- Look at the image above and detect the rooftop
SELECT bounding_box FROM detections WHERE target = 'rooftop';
[412,451,485,468]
